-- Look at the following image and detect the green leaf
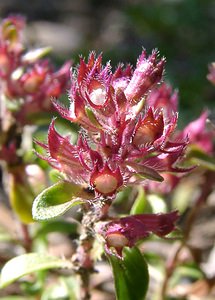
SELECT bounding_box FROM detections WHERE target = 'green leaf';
[32,181,94,221]
[0,253,72,288]
[9,171,35,224]
[187,147,215,171]
[176,265,204,280]
[130,187,152,215]
[115,187,132,205]
[135,170,163,182]
[49,169,64,183]
[108,247,149,300]
[147,194,167,213]
[172,180,196,213]
[170,264,204,288]
[85,107,102,128]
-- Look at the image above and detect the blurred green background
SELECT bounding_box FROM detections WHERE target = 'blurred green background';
[1,0,215,125]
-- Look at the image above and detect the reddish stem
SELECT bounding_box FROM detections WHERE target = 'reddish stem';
[20,223,32,252]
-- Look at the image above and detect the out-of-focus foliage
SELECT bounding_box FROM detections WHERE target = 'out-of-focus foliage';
[123,0,215,115]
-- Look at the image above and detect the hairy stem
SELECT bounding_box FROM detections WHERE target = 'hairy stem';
[73,200,112,300]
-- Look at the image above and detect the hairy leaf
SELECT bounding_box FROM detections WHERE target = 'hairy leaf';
[32,181,94,221]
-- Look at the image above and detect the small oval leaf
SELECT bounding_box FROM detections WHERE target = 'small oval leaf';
[108,247,149,300]
[126,162,164,182]
[0,253,72,288]
[32,181,94,221]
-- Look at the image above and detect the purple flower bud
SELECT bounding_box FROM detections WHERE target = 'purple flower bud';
[124,50,165,104]
[101,211,179,257]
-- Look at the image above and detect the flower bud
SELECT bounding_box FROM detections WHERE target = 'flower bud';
[102,211,179,257]
[90,164,123,196]
[124,51,165,104]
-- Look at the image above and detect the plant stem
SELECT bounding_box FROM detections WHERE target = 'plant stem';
[20,223,32,252]
[72,200,112,299]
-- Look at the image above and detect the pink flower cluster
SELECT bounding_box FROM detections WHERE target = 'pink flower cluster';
[39,51,189,199]
[35,51,192,256]
[0,15,71,125]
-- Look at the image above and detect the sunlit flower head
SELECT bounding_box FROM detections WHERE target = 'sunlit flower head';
[37,50,189,199]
